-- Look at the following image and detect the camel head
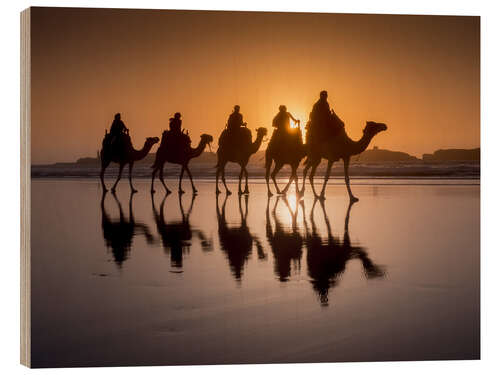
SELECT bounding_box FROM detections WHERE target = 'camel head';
[256,127,268,138]
[146,137,160,147]
[200,133,214,145]
[363,121,387,137]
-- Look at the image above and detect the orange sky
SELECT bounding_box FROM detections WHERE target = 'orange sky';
[30,7,479,164]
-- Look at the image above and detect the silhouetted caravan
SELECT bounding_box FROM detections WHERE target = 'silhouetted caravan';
[216,194,266,283]
[265,105,306,196]
[100,114,159,193]
[151,113,213,194]
[151,193,212,269]
[100,191,154,268]
[265,196,304,282]
[215,110,267,195]
[304,199,385,306]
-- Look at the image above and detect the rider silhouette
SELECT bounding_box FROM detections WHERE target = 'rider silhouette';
[308,90,343,143]
[227,105,246,132]
[169,112,182,133]
[163,112,190,153]
[109,113,129,145]
[269,105,300,151]
[272,105,299,131]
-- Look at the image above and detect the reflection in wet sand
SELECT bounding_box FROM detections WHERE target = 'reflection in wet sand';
[216,194,267,282]
[266,196,303,282]
[151,193,212,269]
[100,191,154,267]
[305,199,386,306]
[31,180,479,366]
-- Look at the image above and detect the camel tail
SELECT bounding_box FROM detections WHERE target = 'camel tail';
[302,157,310,166]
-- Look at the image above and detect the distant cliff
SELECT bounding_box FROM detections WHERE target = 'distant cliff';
[354,146,418,163]
[74,147,481,166]
[422,148,480,162]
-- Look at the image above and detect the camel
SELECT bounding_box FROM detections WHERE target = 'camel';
[215,127,268,195]
[151,133,213,195]
[151,192,212,269]
[100,191,154,268]
[216,194,266,282]
[265,127,307,197]
[265,196,304,282]
[304,198,386,306]
[100,133,159,193]
[301,121,387,201]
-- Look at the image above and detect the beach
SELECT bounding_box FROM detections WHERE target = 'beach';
[30,178,480,367]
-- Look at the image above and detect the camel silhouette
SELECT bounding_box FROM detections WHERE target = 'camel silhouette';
[100,132,159,193]
[151,192,212,269]
[151,133,213,195]
[301,121,387,201]
[304,198,385,306]
[265,127,307,197]
[216,194,267,283]
[100,191,154,268]
[215,127,268,195]
[265,196,304,282]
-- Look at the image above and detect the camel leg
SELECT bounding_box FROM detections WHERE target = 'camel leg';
[185,165,197,194]
[111,164,124,193]
[100,159,110,192]
[294,166,300,195]
[309,160,321,199]
[282,165,297,194]
[151,167,157,193]
[243,167,250,194]
[178,166,185,194]
[319,160,333,200]
[265,152,273,197]
[343,157,358,202]
[221,166,231,195]
[159,166,171,194]
[216,167,221,195]
[271,163,283,194]
[238,167,244,195]
[128,162,138,193]
[300,162,312,196]
[285,165,299,195]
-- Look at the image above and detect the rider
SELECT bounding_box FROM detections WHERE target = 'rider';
[165,112,190,152]
[269,105,300,150]
[109,113,129,145]
[227,105,246,132]
[308,90,343,142]
[169,112,182,133]
[272,105,299,131]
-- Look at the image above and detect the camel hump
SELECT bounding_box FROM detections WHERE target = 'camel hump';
[219,126,252,148]
[161,130,191,150]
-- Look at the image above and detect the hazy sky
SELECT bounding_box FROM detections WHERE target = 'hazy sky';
[30,7,479,164]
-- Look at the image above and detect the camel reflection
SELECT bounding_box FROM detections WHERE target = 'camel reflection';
[151,193,212,269]
[217,194,267,282]
[266,196,304,282]
[100,191,154,267]
[305,199,385,306]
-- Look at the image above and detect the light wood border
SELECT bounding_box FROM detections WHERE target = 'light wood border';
[20,7,31,368]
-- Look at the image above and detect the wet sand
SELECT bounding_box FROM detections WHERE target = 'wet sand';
[30,178,480,367]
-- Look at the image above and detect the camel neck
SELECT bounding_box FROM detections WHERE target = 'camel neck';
[352,132,374,155]
[190,140,207,159]
[132,142,152,161]
[251,133,265,154]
